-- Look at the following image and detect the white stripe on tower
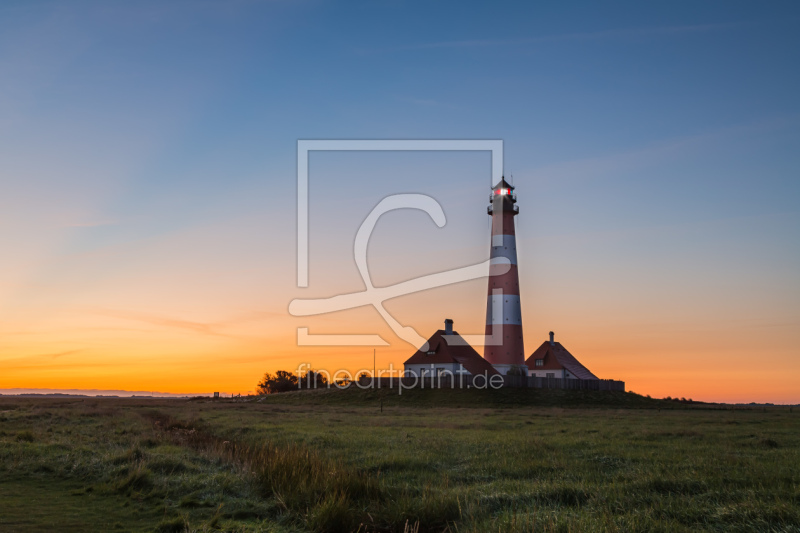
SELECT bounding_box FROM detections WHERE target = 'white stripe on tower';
[490,234,517,265]
[486,294,523,325]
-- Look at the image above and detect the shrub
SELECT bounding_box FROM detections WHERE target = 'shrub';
[256,370,299,394]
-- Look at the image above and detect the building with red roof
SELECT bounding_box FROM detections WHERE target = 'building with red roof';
[404,319,500,378]
[525,331,598,380]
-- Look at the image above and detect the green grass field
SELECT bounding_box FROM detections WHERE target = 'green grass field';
[1,389,798,532]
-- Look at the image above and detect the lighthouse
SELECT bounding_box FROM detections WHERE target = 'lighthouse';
[484,177,527,375]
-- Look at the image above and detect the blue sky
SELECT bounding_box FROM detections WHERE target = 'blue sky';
[1,0,799,400]
[3,0,798,221]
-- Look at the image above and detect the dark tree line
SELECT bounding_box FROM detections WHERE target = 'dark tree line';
[256,369,328,394]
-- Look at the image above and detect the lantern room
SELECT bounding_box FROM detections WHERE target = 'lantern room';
[488,177,519,214]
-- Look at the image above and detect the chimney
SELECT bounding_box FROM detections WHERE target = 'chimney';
[549,331,555,346]
[444,319,454,335]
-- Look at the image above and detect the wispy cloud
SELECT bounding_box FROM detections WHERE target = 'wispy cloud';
[39,349,82,359]
[0,349,83,367]
[397,96,440,106]
[367,23,742,53]
[532,113,800,185]
[66,219,119,228]
[85,308,285,337]
[88,308,229,336]
[394,96,460,109]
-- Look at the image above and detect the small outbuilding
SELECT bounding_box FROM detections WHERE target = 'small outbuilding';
[525,332,598,380]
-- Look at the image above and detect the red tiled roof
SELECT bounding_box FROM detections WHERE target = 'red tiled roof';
[525,341,598,380]
[404,330,500,376]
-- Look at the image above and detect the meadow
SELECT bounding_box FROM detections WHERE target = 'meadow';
[0,388,798,532]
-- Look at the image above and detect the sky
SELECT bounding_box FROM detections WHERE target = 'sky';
[0,0,799,403]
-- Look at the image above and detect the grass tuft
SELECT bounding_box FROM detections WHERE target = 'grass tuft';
[115,465,154,496]
[537,485,591,506]
[111,445,145,465]
[154,516,186,533]
[16,430,35,442]
[306,491,357,532]
[148,456,190,474]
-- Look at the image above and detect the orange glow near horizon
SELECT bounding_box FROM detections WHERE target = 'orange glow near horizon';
[2,271,798,404]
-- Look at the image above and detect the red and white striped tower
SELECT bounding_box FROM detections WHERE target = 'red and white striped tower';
[484,177,527,375]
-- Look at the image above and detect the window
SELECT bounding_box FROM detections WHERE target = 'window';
[535,359,544,367]
[546,373,555,379]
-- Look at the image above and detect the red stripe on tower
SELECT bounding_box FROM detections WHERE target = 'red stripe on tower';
[484,177,527,375]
